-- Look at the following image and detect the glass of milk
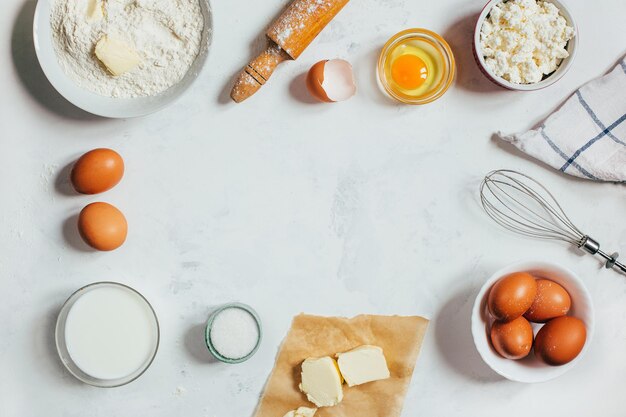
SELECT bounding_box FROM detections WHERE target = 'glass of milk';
[55,282,160,387]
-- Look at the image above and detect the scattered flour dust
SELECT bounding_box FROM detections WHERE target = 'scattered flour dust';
[50,0,204,98]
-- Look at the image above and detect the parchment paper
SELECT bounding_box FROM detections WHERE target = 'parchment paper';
[253,314,429,417]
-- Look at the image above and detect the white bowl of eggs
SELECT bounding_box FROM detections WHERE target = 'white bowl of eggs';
[471,261,594,383]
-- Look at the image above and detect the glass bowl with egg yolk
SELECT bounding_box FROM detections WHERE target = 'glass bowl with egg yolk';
[378,29,455,105]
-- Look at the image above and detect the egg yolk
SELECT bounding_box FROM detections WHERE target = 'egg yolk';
[391,54,428,90]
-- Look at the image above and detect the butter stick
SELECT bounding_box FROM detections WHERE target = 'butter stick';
[282,407,317,417]
[336,345,390,387]
[298,357,343,407]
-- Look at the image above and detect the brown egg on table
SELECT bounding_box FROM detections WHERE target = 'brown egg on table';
[71,148,124,194]
[78,202,127,251]
[534,316,586,366]
[487,272,537,321]
[306,59,357,103]
[490,316,534,360]
[524,279,571,323]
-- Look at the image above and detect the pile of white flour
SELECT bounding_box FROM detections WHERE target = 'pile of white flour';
[50,0,204,98]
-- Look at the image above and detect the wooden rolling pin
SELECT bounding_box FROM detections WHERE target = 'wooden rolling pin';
[230,0,350,103]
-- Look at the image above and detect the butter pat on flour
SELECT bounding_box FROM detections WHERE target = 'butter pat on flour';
[86,0,103,21]
[95,36,141,76]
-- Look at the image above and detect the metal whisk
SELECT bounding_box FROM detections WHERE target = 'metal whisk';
[480,169,626,275]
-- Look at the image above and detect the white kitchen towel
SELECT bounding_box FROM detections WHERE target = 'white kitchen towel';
[499,57,626,182]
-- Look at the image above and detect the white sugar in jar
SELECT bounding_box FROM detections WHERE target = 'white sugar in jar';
[205,303,262,363]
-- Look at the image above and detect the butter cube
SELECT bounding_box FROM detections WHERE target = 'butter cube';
[95,36,141,76]
[86,0,103,21]
[282,407,317,417]
[336,345,390,387]
[299,357,343,407]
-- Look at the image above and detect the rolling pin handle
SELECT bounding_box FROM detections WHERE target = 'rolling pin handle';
[230,42,290,103]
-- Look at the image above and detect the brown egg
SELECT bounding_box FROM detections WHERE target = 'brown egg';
[306,59,356,103]
[71,148,124,194]
[487,272,537,321]
[78,202,127,251]
[534,316,586,365]
[524,279,571,323]
[490,316,534,360]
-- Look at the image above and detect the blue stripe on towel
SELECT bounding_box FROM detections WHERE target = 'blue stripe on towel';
[539,127,598,179]
[560,112,626,172]
[621,60,626,74]
[576,91,626,146]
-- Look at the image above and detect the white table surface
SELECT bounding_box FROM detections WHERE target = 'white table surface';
[2,0,626,415]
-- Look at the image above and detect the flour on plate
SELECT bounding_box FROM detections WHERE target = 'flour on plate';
[50,0,204,98]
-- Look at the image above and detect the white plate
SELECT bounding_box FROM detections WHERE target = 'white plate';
[33,0,213,118]
[471,261,594,383]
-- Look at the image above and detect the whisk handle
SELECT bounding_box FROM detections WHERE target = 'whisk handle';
[579,236,626,275]
[602,252,626,274]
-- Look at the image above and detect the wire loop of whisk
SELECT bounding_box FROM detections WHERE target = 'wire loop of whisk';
[480,169,626,275]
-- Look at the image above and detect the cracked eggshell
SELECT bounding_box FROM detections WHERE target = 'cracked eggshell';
[306,59,356,103]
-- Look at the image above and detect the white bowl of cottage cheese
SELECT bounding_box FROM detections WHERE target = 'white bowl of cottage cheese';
[34,0,212,118]
[473,0,577,91]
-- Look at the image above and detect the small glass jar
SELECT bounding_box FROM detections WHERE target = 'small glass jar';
[378,29,456,105]
[204,302,262,364]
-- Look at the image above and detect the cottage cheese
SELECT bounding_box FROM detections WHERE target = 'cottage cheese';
[480,0,574,84]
